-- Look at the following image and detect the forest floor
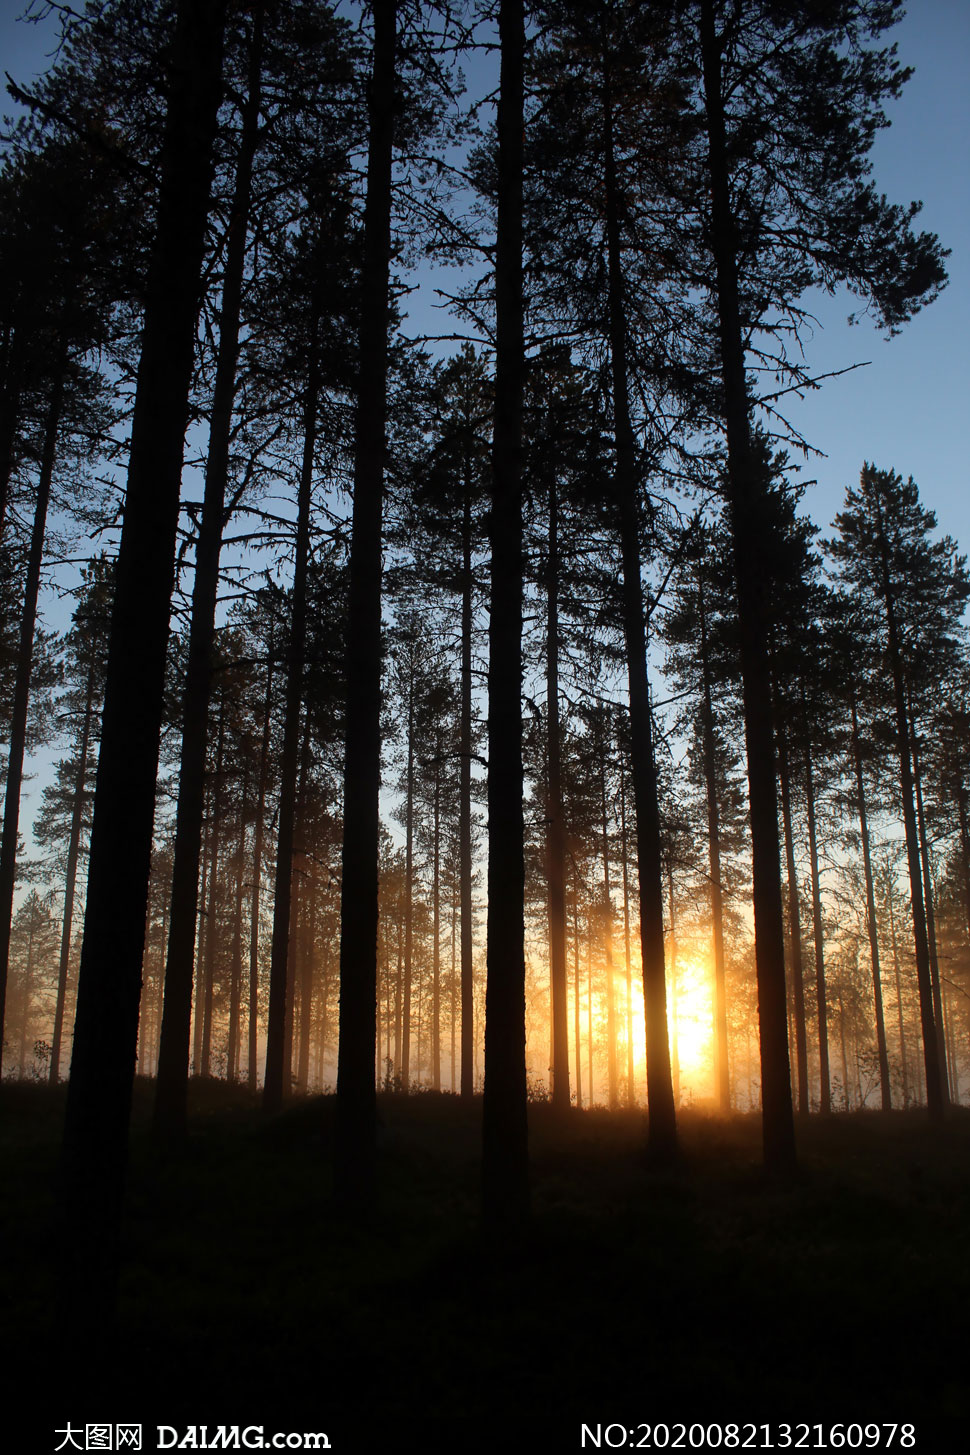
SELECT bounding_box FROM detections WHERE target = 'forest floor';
[3,1082,969,1451]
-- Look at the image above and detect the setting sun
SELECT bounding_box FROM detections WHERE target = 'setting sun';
[670,953,715,1100]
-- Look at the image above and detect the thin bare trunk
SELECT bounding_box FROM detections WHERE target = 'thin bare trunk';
[545,473,569,1111]
[572,880,582,1110]
[297,870,317,1093]
[432,763,441,1090]
[50,661,95,1084]
[459,470,475,1098]
[888,882,910,1106]
[668,868,680,1107]
[958,786,970,950]
[283,716,313,1090]
[803,738,831,1113]
[248,645,274,1090]
[776,711,809,1116]
[264,327,321,1112]
[910,715,950,1103]
[619,767,635,1108]
[600,743,617,1110]
[17,906,38,1078]
[200,703,227,1077]
[698,568,730,1111]
[192,806,213,1078]
[871,487,944,1116]
[851,699,891,1110]
[0,364,65,1070]
[227,794,247,1084]
[402,674,415,1088]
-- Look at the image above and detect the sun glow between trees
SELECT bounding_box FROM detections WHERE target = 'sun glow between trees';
[526,930,719,1109]
[670,951,717,1105]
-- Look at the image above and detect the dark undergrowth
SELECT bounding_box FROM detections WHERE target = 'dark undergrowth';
[3,1081,968,1449]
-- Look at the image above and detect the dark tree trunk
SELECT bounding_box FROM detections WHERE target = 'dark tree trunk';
[910,715,950,1103]
[297,869,317,1093]
[376,910,385,1085]
[600,744,618,1110]
[192,782,215,1077]
[803,738,831,1114]
[17,905,38,1078]
[885,878,910,1105]
[619,765,636,1108]
[263,301,322,1115]
[459,467,475,1098]
[837,990,850,1110]
[450,889,457,1091]
[587,901,594,1103]
[958,786,970,951]
[601,34,677,1161]
[226,787,248,1085]
[0,344,23,542]
[334,0,396,1209]
[49,661,95,1085]
[58,0,226,1324]
[402,670,415,1088]
[432,760,441,1090]
[393,894,403,1077]
[850,698,891,1111]
[324,940,335,1084]
[152,2,263,1139]
[150,898,169,1079]
[667,867,680,1107]
[482,0,530,1231]
[870,488,945,1118]
[0,363,65,1072]
[942,980,959,1102]
[699,0,795,1169]
[775,708,809,1116]
[698,569,730,1111]
[249,645,274,1089]
[572,880,583,1109]
[283,715,313,1089]
[200,701,227,1077]
[545,474,570,1112]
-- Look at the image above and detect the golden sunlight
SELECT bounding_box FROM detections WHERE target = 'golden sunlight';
[669,953,715,1102]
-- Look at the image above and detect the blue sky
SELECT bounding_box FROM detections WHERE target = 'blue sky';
[768,1,970,550]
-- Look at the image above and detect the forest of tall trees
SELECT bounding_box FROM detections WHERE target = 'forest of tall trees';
[2,0,968,1383]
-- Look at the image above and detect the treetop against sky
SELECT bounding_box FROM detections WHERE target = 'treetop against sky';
[1,0,966,540]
